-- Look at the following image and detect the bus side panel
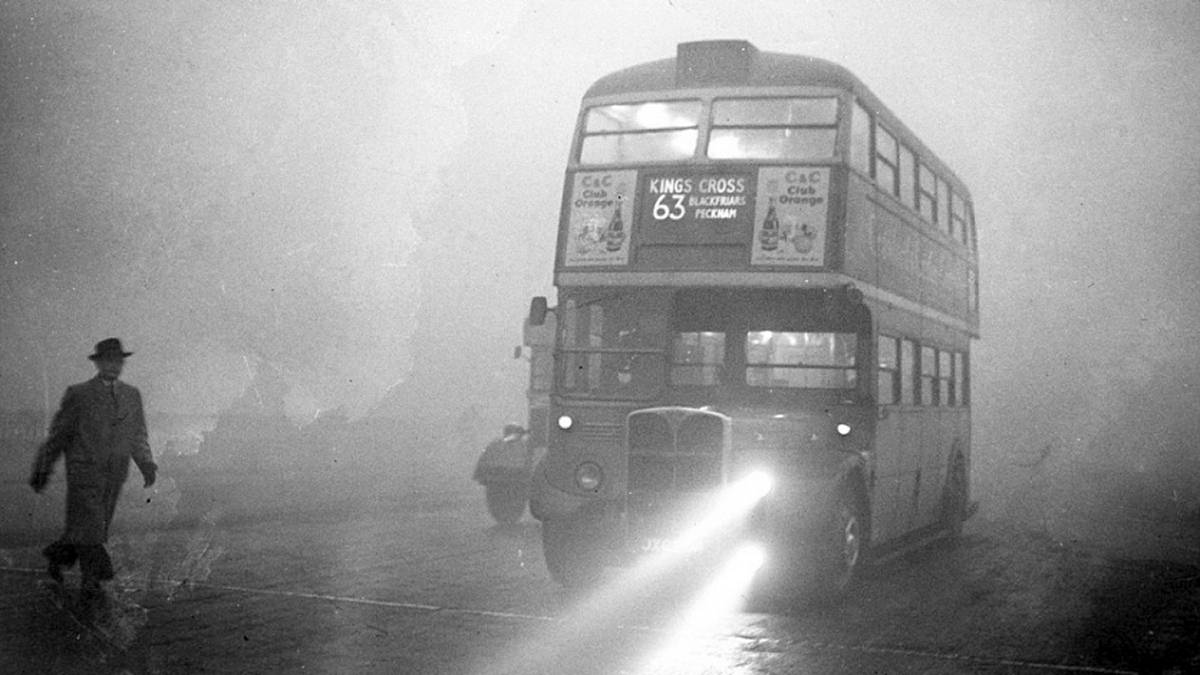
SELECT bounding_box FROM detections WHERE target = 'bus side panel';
[843,171,880,289]
[923,407,971,528]
[871,407,920,544]
[846,170,973,330]
[874,201,923,308]
[870,300,927,544]
[916,408,952,528]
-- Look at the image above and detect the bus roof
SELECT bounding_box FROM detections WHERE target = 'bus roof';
[585,40,861,97]
[583,40,970,197]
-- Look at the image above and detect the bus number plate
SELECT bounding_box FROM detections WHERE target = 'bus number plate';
[639,537,699,555]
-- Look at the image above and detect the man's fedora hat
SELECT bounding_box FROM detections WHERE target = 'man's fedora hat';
[88,338,133,361]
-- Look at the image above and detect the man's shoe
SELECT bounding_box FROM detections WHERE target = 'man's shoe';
[80,580,108,621]
[46,562,63,584]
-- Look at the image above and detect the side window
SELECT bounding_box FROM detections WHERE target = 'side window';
[898,144,916,209]
[900,338,915,405]
[968,268,979,314]
[938,179,951,237]
[850,101,871,175]
[562,299,579,390]
[956,352,970,406]
[918,163,937,224]
[967,201,977,252]
[951,352,963,407]
[951,192,967,245]
[874,123,898,197]
[939,350,953,406]
[920,345,937,406]
[877,335,898,405]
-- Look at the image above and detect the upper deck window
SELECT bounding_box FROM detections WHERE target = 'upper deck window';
[918,163,938,223]
[874,123,898,196]
[952,192,969,245]
[898,143,916,209]
[579,100,701,164]
[707,97,838,160]
[850,101,871,173]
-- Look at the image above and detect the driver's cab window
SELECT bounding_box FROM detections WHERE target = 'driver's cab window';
[558,291,668,400]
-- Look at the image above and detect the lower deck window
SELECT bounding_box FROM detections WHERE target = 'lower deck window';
[745,331,857,389]
[671,331,725,386]
[877,335,899,405]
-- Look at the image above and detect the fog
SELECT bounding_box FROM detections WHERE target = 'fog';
[2,1,1199,549]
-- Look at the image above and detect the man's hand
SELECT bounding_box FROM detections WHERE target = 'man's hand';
[29,471,49,493]
[141,462,157,489]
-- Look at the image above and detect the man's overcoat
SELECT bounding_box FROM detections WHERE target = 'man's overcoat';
[31,376,155,545]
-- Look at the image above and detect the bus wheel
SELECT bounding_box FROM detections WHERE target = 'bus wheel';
[485,483,527,525]
[940,453,968,541]
[814,486,867,600]
[541,517,603,589]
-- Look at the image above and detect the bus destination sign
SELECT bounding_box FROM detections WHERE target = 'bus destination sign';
[646,174,751,224]
[640,171,753,235]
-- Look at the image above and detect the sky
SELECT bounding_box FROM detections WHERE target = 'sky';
[2,1,1199,514]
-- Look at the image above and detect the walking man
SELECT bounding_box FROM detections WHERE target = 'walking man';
[29,338,157,614]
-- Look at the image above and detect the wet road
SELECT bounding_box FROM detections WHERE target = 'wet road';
[1,463,1196,673]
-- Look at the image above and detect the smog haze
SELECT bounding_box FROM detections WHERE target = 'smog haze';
[2,0,1199,539]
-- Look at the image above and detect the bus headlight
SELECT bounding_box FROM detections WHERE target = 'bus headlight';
[741,470,774,501]
[557,414,574,431]
[734,542,767,573]
[721,470,773,511]
[575,461,603,492]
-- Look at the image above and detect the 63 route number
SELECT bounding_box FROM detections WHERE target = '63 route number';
[653,194,687,220]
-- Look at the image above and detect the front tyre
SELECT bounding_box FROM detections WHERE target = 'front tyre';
[813,486,868,600]
[541,517,603,589]
[484,483,527,525]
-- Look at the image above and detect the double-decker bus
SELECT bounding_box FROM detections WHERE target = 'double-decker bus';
[527,40,978,598]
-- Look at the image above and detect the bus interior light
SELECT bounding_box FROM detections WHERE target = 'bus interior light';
[557,415,574,431]
[836,423,852,436]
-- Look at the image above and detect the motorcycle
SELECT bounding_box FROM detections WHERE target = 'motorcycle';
[472,424,538,525]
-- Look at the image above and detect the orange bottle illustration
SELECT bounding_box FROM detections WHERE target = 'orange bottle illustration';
[605,199,626,252]
[759,197,780,251]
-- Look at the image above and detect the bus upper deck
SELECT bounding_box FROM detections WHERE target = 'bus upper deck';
[556,39,978,337]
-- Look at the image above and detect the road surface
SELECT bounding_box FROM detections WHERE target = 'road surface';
[1,459,1196,674]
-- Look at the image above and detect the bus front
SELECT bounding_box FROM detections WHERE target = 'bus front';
[529,40,877,594]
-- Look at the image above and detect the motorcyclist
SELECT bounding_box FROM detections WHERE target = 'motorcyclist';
[473,423,533,524]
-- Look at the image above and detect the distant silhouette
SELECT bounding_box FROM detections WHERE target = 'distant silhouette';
[29,338,157,617]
